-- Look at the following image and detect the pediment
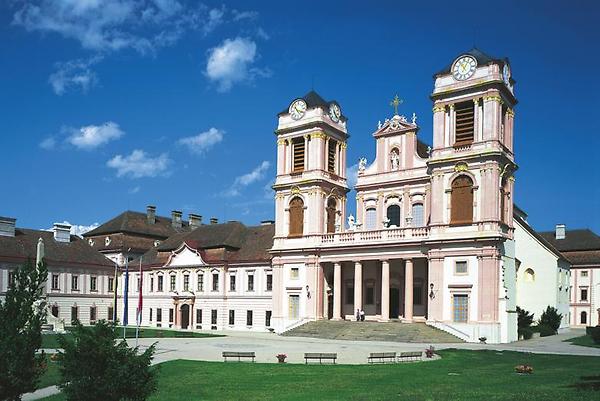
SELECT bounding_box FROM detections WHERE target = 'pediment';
[165,243,206,268]
[374,114,418,137]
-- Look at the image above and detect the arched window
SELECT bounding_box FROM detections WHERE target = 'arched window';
[450,175,474,225]
[412,203,424,227]
[387,205,400,227]
[524,268,535,282]
[581,311,587,325]
[326,198,336,233]
[365,208,377,230]
[289,197,304,237]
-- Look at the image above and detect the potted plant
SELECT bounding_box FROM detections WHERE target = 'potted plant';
[425,346,435,358]
[276,353,287,363]
[479,336,487,344]
[515,364,533,374]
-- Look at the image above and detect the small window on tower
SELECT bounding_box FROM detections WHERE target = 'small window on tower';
[292,137,305,172]
[327,139,337,173]
[454,101,475,146]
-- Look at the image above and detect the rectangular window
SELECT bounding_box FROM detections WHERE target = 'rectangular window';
[212,273,219,291]
[108,306,114,321]
[8,271,16,286]
[196,309,202,324]
[211,309,217,325]
[288,295,300,319]
[229,310,235,325]
[454,101,475,145]
[157,276,164,292]
[170,275,176,292]
[455,261,468,275]
[230,275,236,292]
[246,310,253,326]
[90,306,97,322]
[157,308,162,322]
[581,271,588,277]
[150,276,154,292]
[453,294,468,323]
[197,274,204,292]
[90,276,97,292]
[366,284,374,305]
[247,274,254,292]
[51,305,59,318]
[327,139,337,173]
[581,288,589,301]
[51,274,60,290]
[345,282,354,305]
[183,274,190,292]
[365,208,377,230]
[137,277,141,292]
[108,277,115,292]
[71,306,78,324]
[290,268,299,279]
[72,275,79,291]
[411,203,424,227]
[292,137,305,172]
[169,308,174,323]
[266,273,273,291]
[149,308,153,321]
[266,310,272,327]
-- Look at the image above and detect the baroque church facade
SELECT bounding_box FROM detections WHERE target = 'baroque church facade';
[270,49,519,343]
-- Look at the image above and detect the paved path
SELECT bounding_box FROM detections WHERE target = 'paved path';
[22,385,59,401]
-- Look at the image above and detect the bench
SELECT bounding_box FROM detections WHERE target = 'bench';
[222,351,255,362]
[368,352,397,364]
[398,351,422,362]
[304,352,337,364]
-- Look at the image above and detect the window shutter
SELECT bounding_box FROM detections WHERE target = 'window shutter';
[326,198,336,233]
[450,176,474,225]
[327,140,337,173]
[454,102,474,145]
[293,138,305,172]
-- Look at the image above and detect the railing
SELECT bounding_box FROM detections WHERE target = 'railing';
[320,226,429,245]
[428,320,472,342]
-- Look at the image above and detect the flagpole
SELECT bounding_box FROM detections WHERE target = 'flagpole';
[135,256,143,347]
[112,262,119,323]
[122,248,130,340]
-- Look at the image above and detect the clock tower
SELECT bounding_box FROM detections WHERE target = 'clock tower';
[271,91,350,244]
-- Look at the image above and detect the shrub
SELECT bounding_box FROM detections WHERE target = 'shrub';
[518,327,534,340]
[538,324,556,337]
[539,306,562,334]
[590,326,600,345]
[517,306,534,329]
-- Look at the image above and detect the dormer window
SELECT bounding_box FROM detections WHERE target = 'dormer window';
[292,137,305,172]
[88,239,95,246]
[105,236,111,247]
[454,101,474,146]
[154,240,161,247]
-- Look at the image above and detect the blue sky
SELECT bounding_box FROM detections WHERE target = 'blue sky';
[1,0,599,234]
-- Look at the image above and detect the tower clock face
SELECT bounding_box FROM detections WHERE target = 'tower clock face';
[452,55,477,81]
[289,99,307,120]
[503,64,511,86]
[329,103,341,122]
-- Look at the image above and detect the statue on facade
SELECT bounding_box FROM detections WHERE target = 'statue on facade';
[347,214,356,231]
[412,112,417,125]
[390,150,400,171]
[358,157,367,173]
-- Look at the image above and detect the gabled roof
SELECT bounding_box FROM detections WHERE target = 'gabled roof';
[539,229,600,252]
[83,210,190,239]
[435,47,508,77]
[137,222,274,266]
[0,228,113,269]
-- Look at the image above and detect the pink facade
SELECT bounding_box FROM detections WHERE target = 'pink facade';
[270,50,520,343]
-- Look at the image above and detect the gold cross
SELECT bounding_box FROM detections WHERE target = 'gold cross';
[389,94,403,115]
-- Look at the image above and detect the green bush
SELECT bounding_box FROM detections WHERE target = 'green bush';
[518,327,534,340]
[517,306,534,329]
[590,326,600,344]
[539,306,562,334]
[538,324,556,337]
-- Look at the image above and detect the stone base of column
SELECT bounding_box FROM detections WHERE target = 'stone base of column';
[401,318,413,323]
[331,317,343,321]
[378,318,389,323]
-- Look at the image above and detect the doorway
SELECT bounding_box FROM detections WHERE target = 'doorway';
[180,304,190,329]
[390,288,400,318]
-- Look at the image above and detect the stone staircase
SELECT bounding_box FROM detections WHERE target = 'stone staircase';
[282,320,463,343]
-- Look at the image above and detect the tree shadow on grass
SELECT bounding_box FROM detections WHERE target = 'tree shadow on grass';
[568,375,600,391]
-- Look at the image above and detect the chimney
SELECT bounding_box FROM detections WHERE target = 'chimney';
[261,220,275,226]
[189,214,202,229]
[210,217,218,225]
[147,205,156,224]
[555,224,566,240]
[0,216,16,237]
[171,210,182,228]
[53,223,71,243]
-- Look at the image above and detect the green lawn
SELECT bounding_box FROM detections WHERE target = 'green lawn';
[565,334,600,348]
[41,327,223,348]
[38,354,61,388]
[38,349,600,401]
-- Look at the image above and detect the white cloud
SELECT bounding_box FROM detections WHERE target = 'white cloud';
[205,37,270,92]
[107,149,171,178]
[39,137,57,150]
[128,185,141,194]
[178,127,224,154]
[203,7,225,36]
[67,122,124,150]
[347,163,359,189]
[232,10,259,21]
[224,160,270,196]
[49,55,102,95]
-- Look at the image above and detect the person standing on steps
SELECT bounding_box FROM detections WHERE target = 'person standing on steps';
[356,309,360,321]
[360,309,365,322]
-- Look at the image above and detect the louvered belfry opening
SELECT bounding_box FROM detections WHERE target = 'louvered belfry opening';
[292,137,305,172]
[326,198,336,233]
[454,101,475,146]
[289,197,304,237]
[450,175,474,225]
[327,139,337,173]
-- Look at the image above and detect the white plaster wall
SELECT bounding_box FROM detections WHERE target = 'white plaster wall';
[442,255,479,322]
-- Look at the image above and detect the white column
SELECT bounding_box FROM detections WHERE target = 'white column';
[381,260,390,322]
[404,259,413,322]
[333,262,342,320]
[354,261,363,314]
